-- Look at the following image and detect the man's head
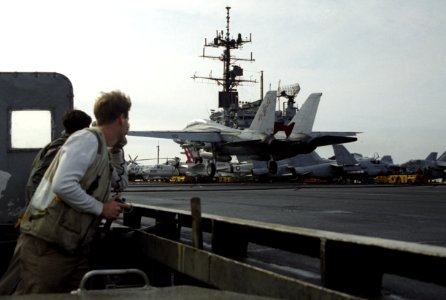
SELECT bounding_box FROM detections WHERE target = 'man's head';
[93,90,131,146]
[63,109,92,134]
[94,90,132,126]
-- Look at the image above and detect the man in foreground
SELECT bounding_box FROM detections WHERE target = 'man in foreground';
[16,90,132,294]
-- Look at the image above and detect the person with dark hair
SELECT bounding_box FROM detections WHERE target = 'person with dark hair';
[16,90,131,294]
[62,110,93,135]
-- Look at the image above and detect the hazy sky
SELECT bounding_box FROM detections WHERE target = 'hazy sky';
[2,0,445,164]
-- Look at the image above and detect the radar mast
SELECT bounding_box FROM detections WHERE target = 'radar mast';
[192,7,256,127]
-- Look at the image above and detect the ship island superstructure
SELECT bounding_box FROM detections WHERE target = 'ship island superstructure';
[192,6,300,131]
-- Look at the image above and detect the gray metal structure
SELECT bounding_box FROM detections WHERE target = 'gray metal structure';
[120,202,446,299]
[0,72,73,224]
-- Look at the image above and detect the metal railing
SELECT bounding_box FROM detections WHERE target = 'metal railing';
[122,199,446,299]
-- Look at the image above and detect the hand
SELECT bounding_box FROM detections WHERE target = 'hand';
[111,137,127,153]
[101,194,131,219]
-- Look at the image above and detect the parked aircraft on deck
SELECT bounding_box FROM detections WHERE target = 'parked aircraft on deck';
[251,151,342,181]
[127,156,180,181]
[287,151,342,180]
[128,91,359,176]
[399,152,437,174]
[333,144,395,181]
[399,151,446,180]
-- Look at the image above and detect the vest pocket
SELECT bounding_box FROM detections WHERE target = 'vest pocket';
[57,202,97,253]
[59,203,82,234]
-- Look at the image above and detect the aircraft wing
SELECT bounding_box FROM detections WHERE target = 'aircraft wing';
[309,135,357,147]
[223,140,262,147]
[290,167,312,176]
[307,132,359,147]
[128,130,223,142]
[309,131,359,137]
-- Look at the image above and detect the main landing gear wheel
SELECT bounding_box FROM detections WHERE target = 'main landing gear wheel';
[268,160,278,175]
[207,162,216,178]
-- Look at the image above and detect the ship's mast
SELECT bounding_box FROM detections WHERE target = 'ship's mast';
[192,7,256,126]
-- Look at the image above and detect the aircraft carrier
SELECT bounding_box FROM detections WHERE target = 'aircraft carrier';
[1,8,446,300]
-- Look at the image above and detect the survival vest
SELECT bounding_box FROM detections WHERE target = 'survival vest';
[20,128,112,253]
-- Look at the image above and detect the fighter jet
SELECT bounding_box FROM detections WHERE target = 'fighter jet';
[251,151,344,182]
[400,151,446,180]
[333,144,394,181]
[129,91,277,176]
[399,152,437,174]
[128,91,358,176]
[287,151,342,179]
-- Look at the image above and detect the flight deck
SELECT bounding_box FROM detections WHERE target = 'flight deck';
[123,183,446,247]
